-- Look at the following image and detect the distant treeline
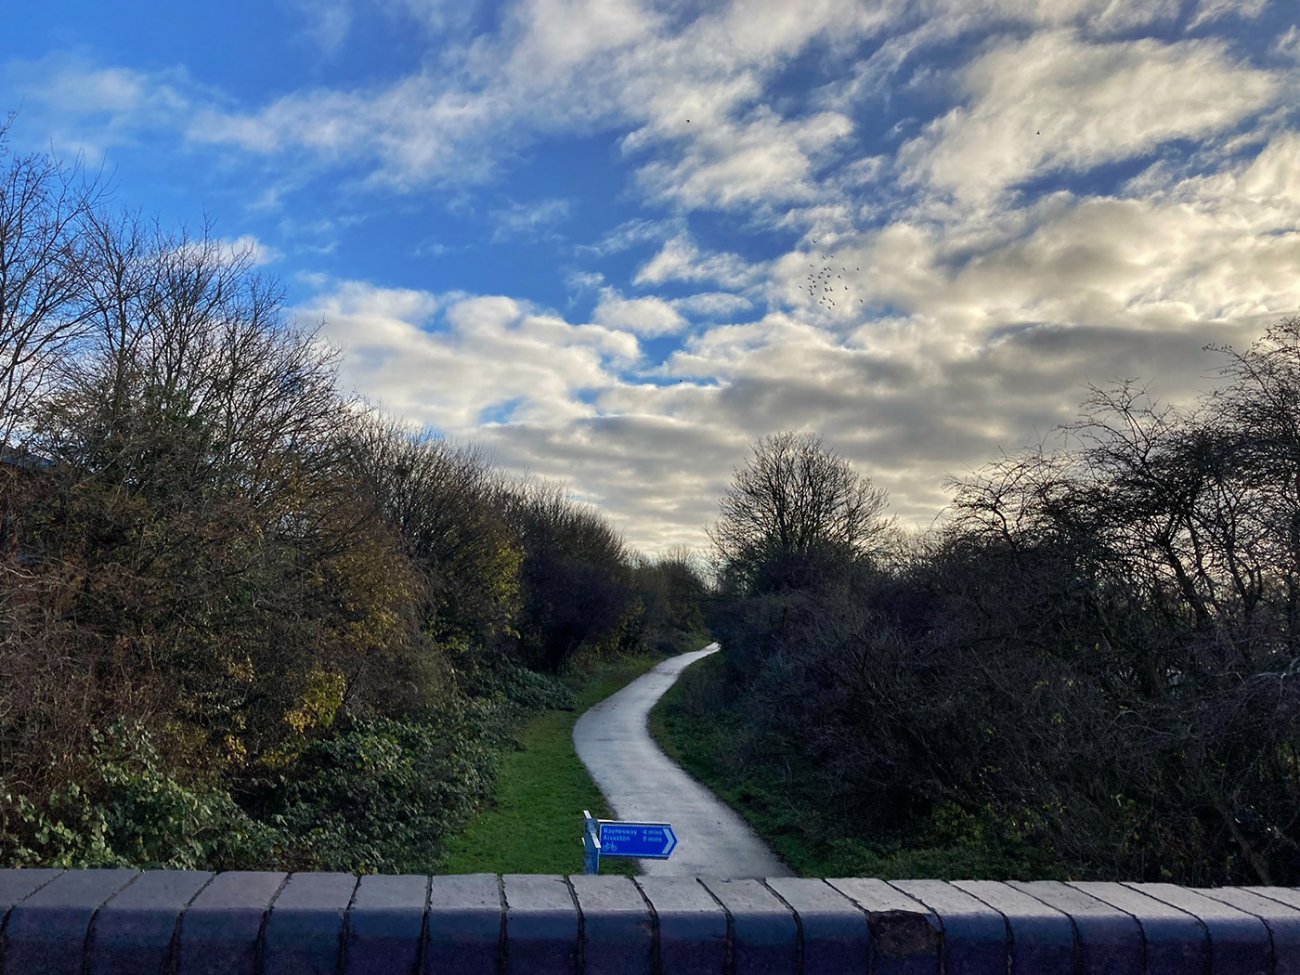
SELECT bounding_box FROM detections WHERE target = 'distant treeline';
[697,322,1300,885]
[0,133,707,871]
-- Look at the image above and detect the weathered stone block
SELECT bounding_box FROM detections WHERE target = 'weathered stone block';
[502,874,578,975]
[87,869,212,975]
[426,874,502,975]
[261,872,357,975]
[176,870,286,975]
[2,868,139,975]
[635,876,728,975]
[700,878,797,975]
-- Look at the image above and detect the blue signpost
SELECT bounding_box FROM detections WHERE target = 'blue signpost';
[582,810,677,874]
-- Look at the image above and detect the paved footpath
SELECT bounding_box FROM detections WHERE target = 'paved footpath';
[573,644,792,877]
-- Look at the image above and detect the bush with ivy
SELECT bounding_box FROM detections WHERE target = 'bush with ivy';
[260,712,499,874]
[1,721,272,869]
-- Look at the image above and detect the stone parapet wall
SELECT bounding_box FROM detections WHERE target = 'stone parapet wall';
[2,869,1299,973]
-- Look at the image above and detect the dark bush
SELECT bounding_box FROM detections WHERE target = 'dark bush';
[264,713,498,874]
[702,330,1300,884]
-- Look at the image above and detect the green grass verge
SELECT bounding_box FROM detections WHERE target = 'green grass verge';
[646,650,820,869]
[650,650,1067,880]
[651,652,871,876]
[438,652,667,876]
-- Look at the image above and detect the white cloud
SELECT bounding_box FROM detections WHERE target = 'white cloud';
[289,0,354,54]
[305,116,1300,551]
[566,270,605,292]
[497,0,664,79]
[216,234,282,266]
[1276,26,1300,62]
[1188,0,1269,30]
[302,281,639,430]
[899,31,1280,204]
[592,289,686,336]
[633,233,756,288]
[488,197,571,241]
[16,0,1279,214]
[586,218,680,256]
[1,56,192,159]
[41,66,151,113]
[633,107,855,210]
[286,0,488,55]
[672,292,754,318]
[1238,132,1300,206]
[478,414,741,555]
[280,4,1295,556]
[190,76,515,186]
[917,0,1182,34]
[314,279,440,323]
[182,0,893,200]
[385,0,486,37]
[767,128,1300,344]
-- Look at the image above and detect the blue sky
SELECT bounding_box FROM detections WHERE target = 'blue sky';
[4,0,1299,553]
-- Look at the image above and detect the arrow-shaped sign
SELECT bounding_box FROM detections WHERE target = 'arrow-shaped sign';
[597,820,678,859]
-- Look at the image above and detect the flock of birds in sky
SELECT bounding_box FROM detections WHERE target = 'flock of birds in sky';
[806,238,864,311]
[692,118,871,317]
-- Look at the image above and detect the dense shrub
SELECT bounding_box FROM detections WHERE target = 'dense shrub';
[263,714,498,873]
[1,722,271,870]
[702,327,1300,884]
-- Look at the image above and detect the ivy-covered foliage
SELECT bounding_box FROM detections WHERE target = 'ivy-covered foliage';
[264,715,499,873]
[1,722,269,869]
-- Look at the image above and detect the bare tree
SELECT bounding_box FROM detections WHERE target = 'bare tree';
[709,431,891,590]
[0,123,102,446]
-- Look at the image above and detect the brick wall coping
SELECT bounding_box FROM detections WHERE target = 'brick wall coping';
[2,869,1299,974]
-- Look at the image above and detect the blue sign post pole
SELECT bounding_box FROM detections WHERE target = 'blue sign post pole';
[581,812,677,874]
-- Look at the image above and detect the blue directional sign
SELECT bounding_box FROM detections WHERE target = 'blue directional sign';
[597,821,678,859]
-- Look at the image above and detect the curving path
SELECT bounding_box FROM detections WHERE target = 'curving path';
[573,644,791,877]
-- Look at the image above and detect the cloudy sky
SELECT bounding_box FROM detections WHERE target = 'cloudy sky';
[5,0,1299,554]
